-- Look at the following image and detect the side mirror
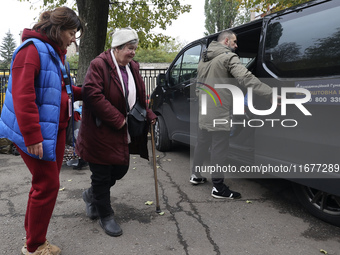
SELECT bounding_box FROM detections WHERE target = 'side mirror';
[156,73,166,87]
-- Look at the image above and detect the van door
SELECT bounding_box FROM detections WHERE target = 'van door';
[227,20,264,164]
[255,0,340,173]
[163,43,203,145]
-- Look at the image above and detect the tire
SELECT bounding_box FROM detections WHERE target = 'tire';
[154,115,172,152]
[292,183,340,227]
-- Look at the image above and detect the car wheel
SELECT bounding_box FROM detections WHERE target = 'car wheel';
[154,115,172,152]
[292,183,340,227]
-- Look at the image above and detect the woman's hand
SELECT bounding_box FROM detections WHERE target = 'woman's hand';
[150,118,157,125]
[119,119,126,129]
[27,142,43,159]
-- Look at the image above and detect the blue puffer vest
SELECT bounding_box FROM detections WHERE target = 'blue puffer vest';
[0,38,62,161]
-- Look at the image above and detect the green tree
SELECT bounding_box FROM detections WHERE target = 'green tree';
[67,54,79,70]
[240,0,311,14]
[19,0,191,84]
[134,39,185,63]
[233,3,251,27]
[0,30,16,69]
[204,0,312,34]
[204,0,241,34]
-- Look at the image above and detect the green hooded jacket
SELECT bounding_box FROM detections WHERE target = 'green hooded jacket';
[197,41,272,131]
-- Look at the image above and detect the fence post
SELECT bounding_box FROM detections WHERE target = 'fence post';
[0,69,10,114]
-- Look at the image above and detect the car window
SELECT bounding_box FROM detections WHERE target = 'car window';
[169,44,202,87]
[169,56,182,87]
[264,1,340,78]
[240,57,253,66]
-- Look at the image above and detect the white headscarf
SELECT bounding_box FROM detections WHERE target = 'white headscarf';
[110,49,136,110]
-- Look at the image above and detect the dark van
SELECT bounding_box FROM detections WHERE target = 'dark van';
[150,0,340,226]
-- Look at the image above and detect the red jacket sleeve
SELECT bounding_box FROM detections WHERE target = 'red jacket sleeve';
[12,44,43,147]
[73,85,82,101]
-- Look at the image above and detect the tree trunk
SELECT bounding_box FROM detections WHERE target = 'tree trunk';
[76,0,109,85]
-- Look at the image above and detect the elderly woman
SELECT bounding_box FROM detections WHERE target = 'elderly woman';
[76,28,157,236]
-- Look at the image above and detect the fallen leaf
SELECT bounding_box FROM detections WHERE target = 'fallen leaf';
[145,201,153,205]
[320,249,328,254]
[68,179,72,182]
[167,159,172,161]
[133,167,136,170]
[59,187,65,191]
[246,200,252,204]
[158,211,165,216]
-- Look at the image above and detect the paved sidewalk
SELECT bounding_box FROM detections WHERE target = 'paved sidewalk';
[0,142,340,255]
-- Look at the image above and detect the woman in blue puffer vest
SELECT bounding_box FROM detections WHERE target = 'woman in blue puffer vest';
[0,7,83,255]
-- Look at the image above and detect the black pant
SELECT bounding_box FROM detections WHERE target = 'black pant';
[89,162,129,218]
[192,128,230,190]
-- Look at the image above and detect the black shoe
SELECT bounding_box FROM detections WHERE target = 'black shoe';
[82,189,99,220]
[11,146,20,156]
[211,185,241,199]
[73,158,88,170]
[99,214,123,237]
[189,174,207,185]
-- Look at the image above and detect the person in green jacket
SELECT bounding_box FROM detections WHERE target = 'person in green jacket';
[190,30,273,199]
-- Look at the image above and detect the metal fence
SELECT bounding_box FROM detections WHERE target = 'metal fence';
[139,68,167,97]
[0,68,167,113]
[0,70,9,114]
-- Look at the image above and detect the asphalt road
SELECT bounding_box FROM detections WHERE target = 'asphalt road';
[0,142,339,255]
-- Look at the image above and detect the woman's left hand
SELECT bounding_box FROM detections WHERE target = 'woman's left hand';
[150,119,157,125]
[27,142,43,159]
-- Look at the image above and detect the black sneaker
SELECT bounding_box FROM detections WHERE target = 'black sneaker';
[11,146,20,156]
[211,186,241,199]
[190,174,207,185]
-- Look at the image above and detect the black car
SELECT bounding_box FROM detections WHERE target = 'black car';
[150,0,340,227]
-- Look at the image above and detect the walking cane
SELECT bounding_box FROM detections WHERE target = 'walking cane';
[150,123,161,213]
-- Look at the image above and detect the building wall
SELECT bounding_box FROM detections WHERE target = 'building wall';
[66,43,78,58]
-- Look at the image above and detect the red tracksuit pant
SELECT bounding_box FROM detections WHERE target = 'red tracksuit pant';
[18,128,66,252]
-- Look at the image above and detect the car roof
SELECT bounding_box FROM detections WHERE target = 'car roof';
[182,0,330,50]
